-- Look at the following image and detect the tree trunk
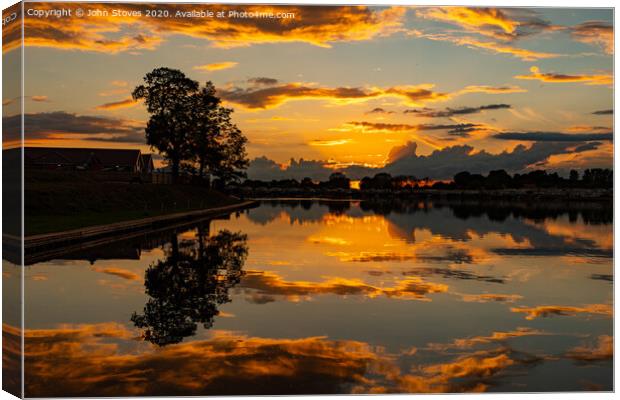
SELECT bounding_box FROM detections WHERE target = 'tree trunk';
[198,158,206,179]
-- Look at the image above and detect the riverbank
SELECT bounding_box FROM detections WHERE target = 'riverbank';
[234,187,613,202]
[25,171,246,235]
[15,200,256,265]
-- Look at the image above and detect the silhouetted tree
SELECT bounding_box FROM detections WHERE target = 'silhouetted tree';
[453,171,485,189]
[186,82,221,180]
[569,169,580,185]
[360,173,393,190]
[134,68,248,186]
[192,101,249,185]
[241,167,613,193]
[485,170,512,189]
[326,172,350,189]
[454,171,471,188]
[583,168,613,188]
[131,228,248,346]
[300,177,316,189]
[133,68,199,181]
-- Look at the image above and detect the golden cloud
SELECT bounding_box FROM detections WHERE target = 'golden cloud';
[7,4,407,54]
[30,95,49,102]
[111,80,129,87]
[566,125,612,133]
[19,324,382,396]
[31,274,48,281]
[2,323,22,396]
[309,139,352,147]
[565,335,612,362]
[415,8,611,57]
[457,85,527,95]
[219,80,525,110]
[425,351,514,378]
[23,17,162,53]
[95,97,140,110]
[3,95,51,106]
[9,322,549,396]
[515,66,612,86]
[510,304,612,320]
[571,21,613,55]
[385,347,546,393]
[220,83,384,109]
[428,327,549,351]
[410,30,560,61]
[459,293,523,303]
[416,7,519,35]
[2,5,22,54]
[308,235,351,245]
[344,122,417,133]
[91,266,141,281]
[194,61,239,71]
[240,270,448,302]
[415,7,558,42]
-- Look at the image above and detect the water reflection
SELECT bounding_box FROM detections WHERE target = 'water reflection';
[22,199,612,395]
[16,323,610,396]
[131,227,248,346]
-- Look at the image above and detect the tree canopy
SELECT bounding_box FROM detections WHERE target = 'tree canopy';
[133,67,248,184]
[131,227,248,346]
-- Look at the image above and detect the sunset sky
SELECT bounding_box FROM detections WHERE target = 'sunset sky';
[2,3,614,179]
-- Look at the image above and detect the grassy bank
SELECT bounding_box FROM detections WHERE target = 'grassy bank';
[25,171,241,236]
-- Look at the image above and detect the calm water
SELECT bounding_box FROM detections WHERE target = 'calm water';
[13,199,614,395]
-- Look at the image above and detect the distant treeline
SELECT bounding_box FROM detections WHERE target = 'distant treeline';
[240,168,613,191]
[258,198,612,225]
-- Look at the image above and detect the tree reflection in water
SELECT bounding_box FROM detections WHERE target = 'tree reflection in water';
[131,227,248,346]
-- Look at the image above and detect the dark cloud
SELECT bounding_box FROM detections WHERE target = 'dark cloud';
[422,123,481,132]
[248,139,599,181]
[447,125,480,137]
[493,132,612,142]
[88,135,146,144]
[247,156,338,181]
[492,247,612,258]
[592,109,613,115]
[347,121,482,133]
[366,107,395,114]
[590,274,612,283]
[573,142,602,153]
[384,141,590,180]
[219,84,381,109]
[510,304,612,320]
[247,77,279,86]
[515,66,611,86]
[219,80,523,109]
[404,267,505,284]
[346,121,415,132]
[404,104,511,118]
[3,111,144,143]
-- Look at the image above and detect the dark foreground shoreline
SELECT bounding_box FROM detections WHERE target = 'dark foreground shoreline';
[5,200,257,265]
